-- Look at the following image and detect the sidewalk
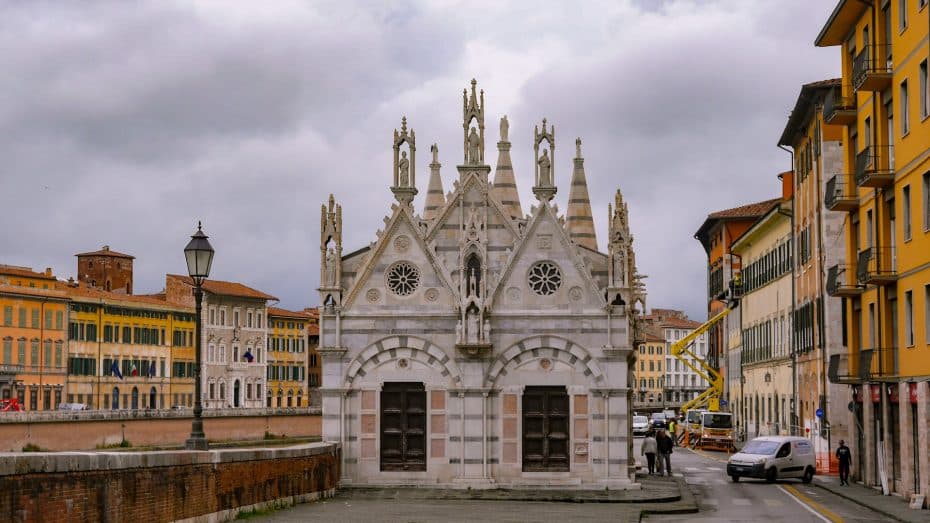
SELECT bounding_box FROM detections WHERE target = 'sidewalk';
[814,474,928,523]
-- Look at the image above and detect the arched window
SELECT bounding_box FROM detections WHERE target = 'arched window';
[287,390,293,407]
[219,381,226,400]
[131,387,139,410]
[112,387,120,409]
[465,253,481,297]
[209,381,215,400]
[233,380,240,408]
[246,382,252,400]
[233,345,239,363]
[150,387,157,409]
[219,345,226,362]
[208,344,215,362]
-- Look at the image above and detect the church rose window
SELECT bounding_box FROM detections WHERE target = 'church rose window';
[386,261,420,296]
[528,261,562,296]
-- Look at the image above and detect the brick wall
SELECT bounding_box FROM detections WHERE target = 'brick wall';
[0,442,339,522]
[0,409,321,451]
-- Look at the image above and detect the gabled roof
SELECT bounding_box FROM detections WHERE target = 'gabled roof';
[660,317,703,330]
[75,246,135,259]
[65,284,193,311]
[268,306,311,320]
[778,79,841,147]
[694,198,781,251]
[166,274,278,301]
[0,264,57,281]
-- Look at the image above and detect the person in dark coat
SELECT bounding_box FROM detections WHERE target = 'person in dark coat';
[836,440,852,486]
[656,429,674,476]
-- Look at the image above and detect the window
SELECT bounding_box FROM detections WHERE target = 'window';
[387,261,422,296]
[257,313,262,329]
[920,60,928,118]
[31,309,39,328]
[17,340,25,364]
[904,290,914,346]
[2,306,11,326]
[209,308,216,325]
[234,310,240,327]
[903,185,912,240]
[924,172,930,231]
[18,308,25,327]
[899,0,907,31]
[55,311,63,330]
[925,285,930,344]
[901,80,910,135]
[247,311,253,328]
[220,308,226,326]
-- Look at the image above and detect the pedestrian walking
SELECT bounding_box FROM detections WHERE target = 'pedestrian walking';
[668,419,677,446]
[836,440,852,486]
[641,431,658,475]
[656,429,674,476]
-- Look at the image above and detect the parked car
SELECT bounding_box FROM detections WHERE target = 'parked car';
[632,415,649,436]
[649,412,667,430]
[726,436,816,484]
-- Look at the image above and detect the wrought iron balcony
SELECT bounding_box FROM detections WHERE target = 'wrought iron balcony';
[824,175,858,211]
[0,364,24,375]
[852,45,892,91]
[823,85,856,125]
[856,247,897,285]
[826,264,863,297]
[828,348,894,384]
[855,145,895,187]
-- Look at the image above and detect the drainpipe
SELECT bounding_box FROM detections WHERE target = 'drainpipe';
[778,144,798,435]
[812,103,831,459]
[730,252,744,431]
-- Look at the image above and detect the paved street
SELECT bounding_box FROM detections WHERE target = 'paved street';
[639,438,894,522]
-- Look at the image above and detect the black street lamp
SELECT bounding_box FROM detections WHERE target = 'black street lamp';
[184,222,214,451]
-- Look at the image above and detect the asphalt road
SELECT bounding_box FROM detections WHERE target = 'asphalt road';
[637,437,893,522]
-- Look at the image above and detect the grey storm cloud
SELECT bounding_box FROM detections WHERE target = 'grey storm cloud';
[1,0,838,320]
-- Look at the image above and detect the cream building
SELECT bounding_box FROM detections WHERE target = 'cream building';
[318,80,645,488]
[730,188,793,438]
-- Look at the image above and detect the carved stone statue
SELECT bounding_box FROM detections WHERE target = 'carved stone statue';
[455,320,463,343]
[466,308,479,344]
[325,247,337,287]
[538,149,551,186]
[468,267,477,297]
[467,127,481,164]
[431,143,439,163]
[500,116,509,142]
[482,318,491,341]
[398,151,410,186]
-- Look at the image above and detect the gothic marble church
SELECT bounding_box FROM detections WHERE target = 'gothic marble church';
[318,80,646,488]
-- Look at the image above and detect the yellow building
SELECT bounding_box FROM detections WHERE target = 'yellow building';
[64,284,195,410]
[267,307,310,408]
[817,0,930,499]
[0,265,69,410]
[633,326,666,410]
[729,185,792,440]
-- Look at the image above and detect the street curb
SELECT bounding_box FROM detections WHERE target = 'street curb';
[636,477,700,521]
[813,482,908,522]
[338,485,682,504]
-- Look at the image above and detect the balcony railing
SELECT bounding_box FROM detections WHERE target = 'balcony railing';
[826,264,863,297]
[855,145,895,187]
[824,174,858,211]
[852,45,892,91]
[823,85,856,125]
[0,364,25,375]
[828,348,895,384]
[856,247,897,285]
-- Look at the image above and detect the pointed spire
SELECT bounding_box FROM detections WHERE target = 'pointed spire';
[491,115,523,219]
[423,144,446,221]
[566,137,597,251]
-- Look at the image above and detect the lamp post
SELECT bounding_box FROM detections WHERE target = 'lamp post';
[184,222,214,451]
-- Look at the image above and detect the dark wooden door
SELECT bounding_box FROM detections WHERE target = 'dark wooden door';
[380,382,426,471]
[522,386,569,472]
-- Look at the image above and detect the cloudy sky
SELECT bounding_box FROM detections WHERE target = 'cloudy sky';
[1,0,839,319]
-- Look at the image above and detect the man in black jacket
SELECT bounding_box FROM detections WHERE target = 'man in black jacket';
[836,440,852,486]
[656,429,674,476]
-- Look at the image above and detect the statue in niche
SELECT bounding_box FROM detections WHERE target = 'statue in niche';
[483,318,490,341]
[325,247,337,287]
[467,126,481,164]
[468,267,477,297]
[614,251,625,286]
[500,116,509,142]
[538,148,551,186]
[398,150,410,186]
[455,319,463,343]
[466,307,479,344]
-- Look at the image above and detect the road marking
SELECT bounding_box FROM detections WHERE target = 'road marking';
[731,498,751,506]
[703,498,719,505]
[763,499,784,507]
[673,473,684,477]
[706,466,723,471]
[685,467,700,472]
[779,484,843,523]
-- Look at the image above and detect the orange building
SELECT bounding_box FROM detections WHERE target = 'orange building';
[694,199,781,407]
[0,265,69,410]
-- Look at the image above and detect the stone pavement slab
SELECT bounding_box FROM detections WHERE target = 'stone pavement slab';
[815,475,929,522]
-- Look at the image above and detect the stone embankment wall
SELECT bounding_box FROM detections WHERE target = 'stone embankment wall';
[0,408,321,451]
[0,442,339,522]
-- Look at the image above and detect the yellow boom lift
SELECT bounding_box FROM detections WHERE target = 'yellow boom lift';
[669,283,741,451]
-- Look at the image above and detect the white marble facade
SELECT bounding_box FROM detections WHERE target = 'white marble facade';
[319,80,645,488]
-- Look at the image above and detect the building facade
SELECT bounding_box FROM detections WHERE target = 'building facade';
[633,325,666,410]
[729,186,793,440]
[64,284,194,410]
[817,0,930,499]
[319,80,644,487]
[0,265,68,410]
[267,307,311,407]
[778,78,853,472]
[75,246,134,294]
[165,275,276,409]
[695,199,780,409]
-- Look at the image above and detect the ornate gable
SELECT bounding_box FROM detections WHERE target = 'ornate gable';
[490,201,606,311]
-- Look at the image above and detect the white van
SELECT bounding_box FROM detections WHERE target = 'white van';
[726,436,816,484]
